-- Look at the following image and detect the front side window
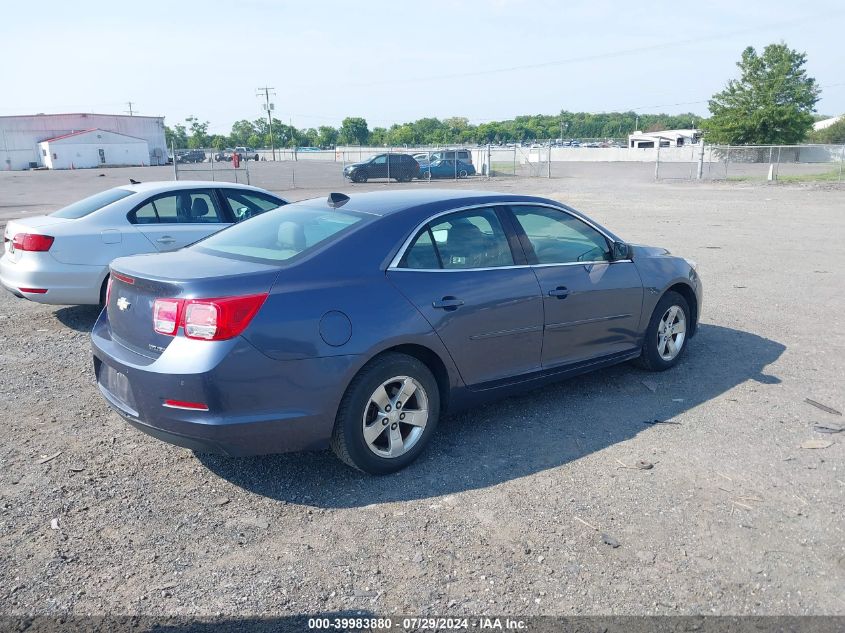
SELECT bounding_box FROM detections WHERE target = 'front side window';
[510,205,610,264]
[372,155,387,165]
[400,208,514,270]
[194,205,363,263]
[130,190,224,224]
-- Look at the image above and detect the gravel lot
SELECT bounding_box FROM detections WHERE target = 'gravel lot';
[0,164,843,620]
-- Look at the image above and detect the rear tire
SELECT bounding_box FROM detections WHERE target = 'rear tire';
[331,353,440,475]
[635,291,690,371]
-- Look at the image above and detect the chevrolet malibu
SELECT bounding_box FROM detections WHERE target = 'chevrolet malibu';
[1,182,286,305]
[92,190,702,474]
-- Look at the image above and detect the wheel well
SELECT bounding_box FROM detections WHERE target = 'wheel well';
[666,283,698,336]
[378,344,451,414]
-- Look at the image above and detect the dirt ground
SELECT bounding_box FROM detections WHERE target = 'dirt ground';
[0,163,843,620]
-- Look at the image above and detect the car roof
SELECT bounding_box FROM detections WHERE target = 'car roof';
[118,181,271,195]
[296,189,560,217]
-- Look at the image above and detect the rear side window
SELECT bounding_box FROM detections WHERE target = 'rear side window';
[129,190,225,224]
[400,208,514,270]
[194,205,363,263]
[50,188,134,219]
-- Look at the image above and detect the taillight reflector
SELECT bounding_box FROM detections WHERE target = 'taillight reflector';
[12,233,54,252]
[163,399,209,411]
[152,294,267,341]
[19,287,48,294]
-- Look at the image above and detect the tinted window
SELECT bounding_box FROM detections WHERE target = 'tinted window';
[195,206,363,263]
[221,190,284,222]
[510,205,610,264]
[401,208,513,270]
[372,155,387,165]
[50,188,134,219]
[130,190,225,224]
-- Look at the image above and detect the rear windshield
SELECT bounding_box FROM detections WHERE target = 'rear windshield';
[50,188,135,219]
[193,205,364,263]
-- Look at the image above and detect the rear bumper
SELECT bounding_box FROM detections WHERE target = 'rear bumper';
[91,308,359,456]
[0,252,105,305]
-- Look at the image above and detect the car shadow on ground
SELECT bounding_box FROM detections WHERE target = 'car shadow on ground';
[197,324,785,509]
[54,304,101,332]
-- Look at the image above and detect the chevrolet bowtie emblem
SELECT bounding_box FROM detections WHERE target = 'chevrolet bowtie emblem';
[116,297,131,311]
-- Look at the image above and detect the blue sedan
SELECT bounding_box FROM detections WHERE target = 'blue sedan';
[92,190,702,474]
[420,159,476,179]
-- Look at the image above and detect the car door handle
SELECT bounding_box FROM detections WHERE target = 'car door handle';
[548,286,569,299]
[156,236,175,244]
[432,296,464,310]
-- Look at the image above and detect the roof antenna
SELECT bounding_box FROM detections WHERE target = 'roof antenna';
[129,178,141,184]
[327,192,350,208]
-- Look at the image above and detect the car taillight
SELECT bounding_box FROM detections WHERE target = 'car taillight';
[105,277,113,307]
[153,294,267,341]
[153,299,181,335]
[12,233,54,251]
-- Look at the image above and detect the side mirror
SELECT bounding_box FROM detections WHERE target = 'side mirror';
[612,241,630,261]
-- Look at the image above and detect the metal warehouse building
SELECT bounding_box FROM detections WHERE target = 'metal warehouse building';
[0,113,167,170]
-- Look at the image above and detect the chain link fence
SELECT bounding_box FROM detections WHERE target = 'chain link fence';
[169,142,844,190]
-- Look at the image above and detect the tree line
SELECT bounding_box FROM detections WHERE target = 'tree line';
[164,111,702,150]
[165,43,841,150]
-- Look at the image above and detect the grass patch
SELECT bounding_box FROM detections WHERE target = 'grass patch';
[777,168,843,182]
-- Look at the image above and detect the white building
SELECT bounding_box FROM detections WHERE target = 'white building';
[0,113,167,170]
[813,115,843,131]
[628,129,701,149]
[38,129,150,170]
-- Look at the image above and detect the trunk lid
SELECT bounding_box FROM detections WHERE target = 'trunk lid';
[107,250,280,359]
[3,217,70,262]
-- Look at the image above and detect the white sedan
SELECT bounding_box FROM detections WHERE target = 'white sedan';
[0,181,286,305]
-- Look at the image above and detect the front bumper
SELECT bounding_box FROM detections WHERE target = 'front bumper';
[91,308,360,456]
[0,252,105,305]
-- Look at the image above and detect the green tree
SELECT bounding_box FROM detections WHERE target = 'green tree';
[185,116,211,148]
[704,43,820,145]
[165,124,188,149]
[317,125,339,148]
[339,117,370,145]
[230,120,258,146]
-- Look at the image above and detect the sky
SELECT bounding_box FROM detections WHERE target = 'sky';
[1,0,843,134]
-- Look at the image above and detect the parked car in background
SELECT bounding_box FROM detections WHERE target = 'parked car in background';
[234,147,259,161]
[91,189,701,474]
[176,150,206,164]
[343,153,420,183]
[420,159,476,179]
[429,149,472,164]
[0,182,287,306]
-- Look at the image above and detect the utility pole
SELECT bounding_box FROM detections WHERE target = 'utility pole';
[257,86,276,161]
[125,101,136,116]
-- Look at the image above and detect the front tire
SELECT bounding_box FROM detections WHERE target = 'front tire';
[331,353,440,474]
[635,291,690,371]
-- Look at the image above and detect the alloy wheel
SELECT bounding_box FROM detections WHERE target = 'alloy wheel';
[657,305,686,361]
[362,376,429,458]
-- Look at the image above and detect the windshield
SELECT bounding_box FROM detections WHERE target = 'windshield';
[50,188,135,219]
[194,205,364,263]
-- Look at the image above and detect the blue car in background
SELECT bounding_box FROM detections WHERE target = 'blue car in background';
[92,190,702,474]
[420,159,476,179]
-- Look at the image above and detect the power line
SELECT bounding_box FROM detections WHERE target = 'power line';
[327,11,843,90]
